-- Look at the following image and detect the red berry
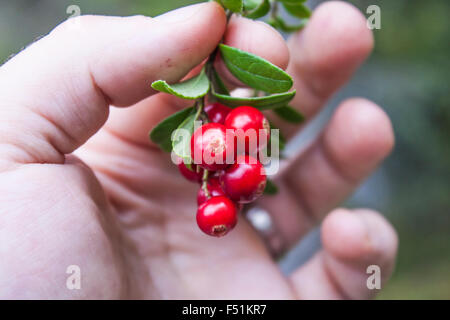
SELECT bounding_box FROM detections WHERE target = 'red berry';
[197,177,226,206]
[220,155,266,203]
[177,161,204,183]
[224,106,270,155]
[204,102,232,125]
[196,196,238,237]
[191,123,234,171]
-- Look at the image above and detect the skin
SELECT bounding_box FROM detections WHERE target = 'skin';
[0,2,397,299]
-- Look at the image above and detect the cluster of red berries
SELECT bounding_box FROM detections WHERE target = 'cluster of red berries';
[177,103,270,237]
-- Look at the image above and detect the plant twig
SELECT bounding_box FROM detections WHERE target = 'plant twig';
[270,0,279,20]
[226,10,233,21]
[201,170,210,198]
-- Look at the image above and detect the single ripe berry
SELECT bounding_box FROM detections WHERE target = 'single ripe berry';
[196,196,238,237]
[220,155,266,204]
[191,123,234,171]
[224,106,270,155]
[204,102,232,125]
[197,177,226,206]
[177,161,204,183]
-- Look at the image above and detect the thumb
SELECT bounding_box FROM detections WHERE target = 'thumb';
[0,2,226,166]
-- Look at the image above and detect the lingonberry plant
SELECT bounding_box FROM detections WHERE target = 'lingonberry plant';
[150,0,310,237]
[197,177,226,205]
[204,102,231,125]
[197,196,238,237]
[191,122,234,171]
[225,106,271,156]
[220,155,267,203]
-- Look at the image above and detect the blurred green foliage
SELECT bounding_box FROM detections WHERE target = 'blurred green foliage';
[0,0,449,299]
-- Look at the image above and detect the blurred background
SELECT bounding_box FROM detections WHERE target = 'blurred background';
[0,0,448,299]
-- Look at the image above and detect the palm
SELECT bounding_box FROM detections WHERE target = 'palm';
[82,139,296,299]
[0,142,293,298]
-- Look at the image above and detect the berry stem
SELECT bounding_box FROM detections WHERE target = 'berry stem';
[270,1,279,20]
[194,98,204,119]
[201,169,210,198]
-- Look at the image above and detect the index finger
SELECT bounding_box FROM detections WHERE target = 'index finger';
[269,1,374,138]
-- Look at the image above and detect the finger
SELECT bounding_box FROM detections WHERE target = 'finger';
[258,98,394,248]
[215,15,290,89]
[269,1,374,137]
[103,16,290,147]
[0,2,226,167]
[104,93,191,149]
[290,208,398,299]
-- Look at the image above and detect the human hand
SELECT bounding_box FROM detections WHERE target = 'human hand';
[0,1,397,299]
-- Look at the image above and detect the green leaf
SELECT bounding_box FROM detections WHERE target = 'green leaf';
[220,0,244,13]
[172,112,198,161]
[244,0,256,12]
[264,121,286,157]
[269,16,308,33]
[151,69,210,100]
[277,0,307,4]
[268,121,286,154]
[243,0,259,11]
[264,179,278,195]
[279,130,286,151]
[213,90,296,110]
[273,105,305,123]
[149,107,194,152]
[184,162,194,172]
[282,2,312,19]
[243,0,270,19]
[211,68,230,95]
[219,44,293,94]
